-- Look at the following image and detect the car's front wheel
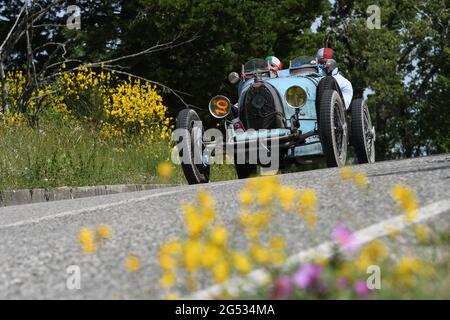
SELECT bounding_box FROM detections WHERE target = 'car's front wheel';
[319,89,348,167]
[176,109,210,184]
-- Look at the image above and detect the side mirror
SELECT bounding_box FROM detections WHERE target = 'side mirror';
[228,72,240,85]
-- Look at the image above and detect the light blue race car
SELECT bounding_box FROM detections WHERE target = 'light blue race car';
[175,56,375,184]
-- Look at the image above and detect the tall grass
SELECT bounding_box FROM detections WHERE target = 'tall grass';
[0,113,146,189]
[0,111,237,191]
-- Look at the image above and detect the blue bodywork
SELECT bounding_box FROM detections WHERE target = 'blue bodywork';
[235,68,324,158]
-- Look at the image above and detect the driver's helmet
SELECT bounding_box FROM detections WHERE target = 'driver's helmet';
[316,48,337,75]
[265,56,283,71]
[316,48,335,64]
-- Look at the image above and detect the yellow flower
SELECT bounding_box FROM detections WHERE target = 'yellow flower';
[163,294,179,300]
[197,190,215,209]
[158,162,173,180]
[239,189,253,206]
[304,211,318,230]
[160,240,182,256]
[232,252,252,274]
[256,188,274,207]
[200,244,222,268]
[269,235,286,250]
[355,240,388,271]
[159,253,177,271]
[79,228,93,243]
[250,244,270,264]
[212,262,229,283]
[209,226,228,247]
[278,186,297,210]
[340,166,354,181]
[393,256,433,288]
[353,172,369,189]
[391,184,418,223]
[125,255,141,272]
[298,188,317,212]
[96,224,112,239]
[183,204,206,238]
[271,251,286,265]
[160,272,176,288]
[415,224,429,243]
[183,240,201,272]
[81,241,97,255]
[78,228,96,255]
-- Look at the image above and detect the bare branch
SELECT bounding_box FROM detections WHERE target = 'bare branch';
[0,4,26,54]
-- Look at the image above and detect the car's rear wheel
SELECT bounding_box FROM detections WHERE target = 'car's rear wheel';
[351,99,376,164]
[319,89,348,167]
[176,109,210,184]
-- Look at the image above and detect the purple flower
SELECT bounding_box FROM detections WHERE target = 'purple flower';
[332,224,359,252]
[354,280,371,298]
[293,264,322,289]
[272,276,293,299]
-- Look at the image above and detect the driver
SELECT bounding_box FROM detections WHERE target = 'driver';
[316,48,353,109]
[266,56,283,76]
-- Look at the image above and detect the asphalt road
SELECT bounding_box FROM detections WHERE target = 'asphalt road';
[0,154,449,299]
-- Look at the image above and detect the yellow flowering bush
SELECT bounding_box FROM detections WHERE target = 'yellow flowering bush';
[1,67,172,142]
[0,71,65,123]
[59,67,172,140]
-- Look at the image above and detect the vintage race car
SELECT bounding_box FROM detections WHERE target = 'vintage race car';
[175,56,376,184]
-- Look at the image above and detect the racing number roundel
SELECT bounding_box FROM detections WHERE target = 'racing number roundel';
[209,95,231,118]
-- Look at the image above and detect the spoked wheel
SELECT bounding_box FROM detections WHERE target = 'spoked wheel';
[176,109,210,184]
[319,89,348,167]
[351,99,376,164]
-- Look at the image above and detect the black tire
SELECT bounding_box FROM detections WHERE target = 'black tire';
[235,163,257,179]
[316,76,339,125]
[351,99,376,164]
[319,89,348,167]
[176,109,210,184]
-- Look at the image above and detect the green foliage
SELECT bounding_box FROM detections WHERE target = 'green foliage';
[0,0,448,161]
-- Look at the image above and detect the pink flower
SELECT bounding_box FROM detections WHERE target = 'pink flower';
[354,280,371,298]
[272,276,293,299]
[333,224,359,252]
[293,264,322,289]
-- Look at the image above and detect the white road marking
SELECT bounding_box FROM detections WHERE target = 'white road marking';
[0,180,238,229]
[189,199,450,299]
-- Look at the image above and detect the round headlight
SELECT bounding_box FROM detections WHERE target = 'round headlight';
[209,95,231,118]
[285,86,307,108]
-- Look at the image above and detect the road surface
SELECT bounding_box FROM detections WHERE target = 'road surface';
[0,154,449,299]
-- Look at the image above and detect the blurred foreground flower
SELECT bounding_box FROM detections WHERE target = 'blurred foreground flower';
[333,224,359,252]
[158,161,174,180]
[293,264,322,289]
[78,228,96,255]
[354,280,371,298]
[415,224,429,243]
[391,184,418,222]
[96,224,112,239]
[125,255,141,272]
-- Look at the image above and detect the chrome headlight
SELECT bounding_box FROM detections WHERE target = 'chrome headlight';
[285,86,307,108]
